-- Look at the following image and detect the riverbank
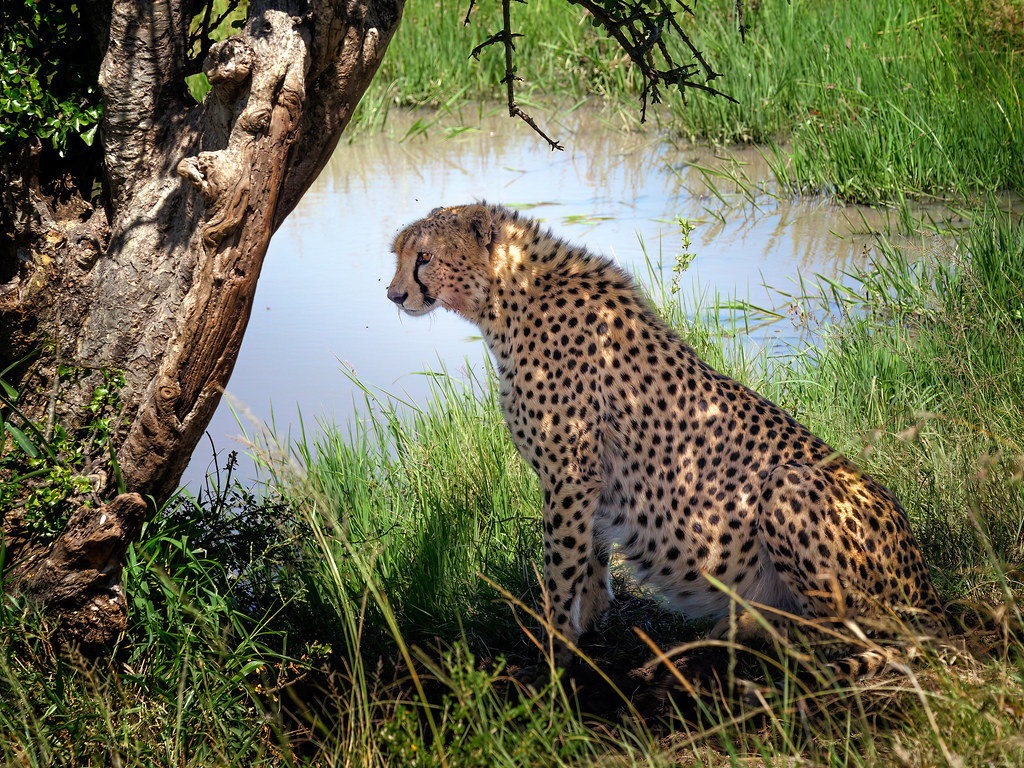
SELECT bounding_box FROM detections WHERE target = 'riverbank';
[2,0,1022,763]
[359,0,1022,204]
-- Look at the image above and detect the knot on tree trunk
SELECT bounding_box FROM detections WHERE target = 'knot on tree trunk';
[177,150,252,249]
[21,493,148,652]
[176,34,260,252]
[176,14,304,252]
[206,37,255,99]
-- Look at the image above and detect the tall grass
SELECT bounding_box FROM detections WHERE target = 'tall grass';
[266,368,542,650]
[0,501,293,765]
[782,212,1024,598]
[2,210,1023,764]
[668,0,1024,202]
[256,208,1024,763]
[357,0,1023,204]
[651,207,1024,600]
[360,0,641,110]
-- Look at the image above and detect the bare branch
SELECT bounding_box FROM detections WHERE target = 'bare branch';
[498,0,564,150]
[565,0,739,120]
[465,0,738,143]
[470,30,521,60]
[512,106,565,151]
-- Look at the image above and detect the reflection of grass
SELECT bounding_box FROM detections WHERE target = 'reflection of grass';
[357,0,1022,205]
[560,213,614,225]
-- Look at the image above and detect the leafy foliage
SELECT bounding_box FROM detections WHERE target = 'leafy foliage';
[155,451,334,650]
[0,1,102,156]
[0,360,125,546]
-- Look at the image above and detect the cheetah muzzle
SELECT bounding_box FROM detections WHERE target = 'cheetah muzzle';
[388,203,946,679]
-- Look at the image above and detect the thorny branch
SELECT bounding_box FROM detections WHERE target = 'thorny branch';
[465,0,740,140]
[469,0,564,150]
[570,0,738,121]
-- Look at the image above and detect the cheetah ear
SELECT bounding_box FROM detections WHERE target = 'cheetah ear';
[391,229,408,254]
[461,205,493,249]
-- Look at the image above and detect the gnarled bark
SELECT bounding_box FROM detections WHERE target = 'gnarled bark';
[0,0,404,648]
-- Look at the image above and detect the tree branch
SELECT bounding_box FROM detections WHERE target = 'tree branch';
[498,0,563,151]
[566,0,738,121]
[465,0,736,142]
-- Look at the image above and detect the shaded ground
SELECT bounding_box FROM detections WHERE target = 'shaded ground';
[272,581,1023,760]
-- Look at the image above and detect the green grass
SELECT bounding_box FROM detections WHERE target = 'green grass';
[266,369,543,649]
[669,0,1024,202]
[355,0,1023,204]
[2,209,1024,765]
[362,0,641,109]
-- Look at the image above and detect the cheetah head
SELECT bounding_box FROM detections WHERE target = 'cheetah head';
[387,204,494,319]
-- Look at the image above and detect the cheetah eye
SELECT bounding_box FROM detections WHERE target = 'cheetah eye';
[416,251,433,266]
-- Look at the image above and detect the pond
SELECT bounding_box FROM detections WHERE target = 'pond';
[179,108,940,490]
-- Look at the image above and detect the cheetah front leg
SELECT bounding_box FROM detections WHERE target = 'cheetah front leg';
[539,476,610,665]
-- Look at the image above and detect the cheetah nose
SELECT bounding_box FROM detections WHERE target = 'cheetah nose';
[387,287,408,306]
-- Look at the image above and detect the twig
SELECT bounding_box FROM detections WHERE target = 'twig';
[566,0,739,120]
[511,106,564,151]
[497,0,564,150]
[470,30,521,60]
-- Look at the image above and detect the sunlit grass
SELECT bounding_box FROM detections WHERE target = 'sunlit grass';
[2,208,1023,765]
[355,0,1023,205]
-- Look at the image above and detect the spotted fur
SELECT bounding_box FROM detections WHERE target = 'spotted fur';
[387,203,946,672]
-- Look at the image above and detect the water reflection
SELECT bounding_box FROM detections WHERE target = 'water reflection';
[181,109,943,488]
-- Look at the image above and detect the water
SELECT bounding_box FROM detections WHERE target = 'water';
[180,108,944,489]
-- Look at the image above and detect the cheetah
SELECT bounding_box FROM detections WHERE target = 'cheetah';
[387,203,946,676]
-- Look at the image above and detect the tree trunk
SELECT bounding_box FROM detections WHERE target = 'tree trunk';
[0,0,404,651]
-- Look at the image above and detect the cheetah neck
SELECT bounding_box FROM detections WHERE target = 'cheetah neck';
[474,212,648,367]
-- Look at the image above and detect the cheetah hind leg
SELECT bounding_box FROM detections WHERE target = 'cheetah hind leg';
[710,602,908,684]
[751,462,945,685]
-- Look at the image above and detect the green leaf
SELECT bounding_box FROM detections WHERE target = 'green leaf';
[5,422,39,458]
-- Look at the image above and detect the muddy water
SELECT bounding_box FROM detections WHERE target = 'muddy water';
[180,109,941,488]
